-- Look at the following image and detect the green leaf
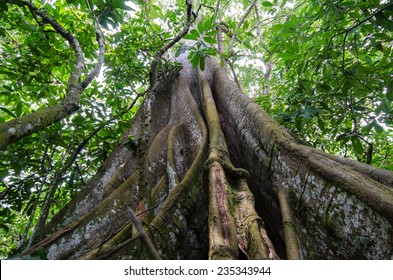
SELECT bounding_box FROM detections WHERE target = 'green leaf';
[190,29,200,38]
[243,20,249,31]
[319,102,330,111]
[184,33,198,40]
[175,44,187,57]
[351,137,363,155]
[202,47,217,56]
[342,80,351,96]
[197,20,204,35]
[243,40,252,49]
[36,248,47,260]
[375,101,389,115]
[352,106,367,112]
[205,30,218,37]
[203,36,217,45]
[336,133,348,142]
[184,29,200,40]
[318,83,332,92]
[199,57,205,71]
[24,204,35,217]
[280,0,288,8]
[362,122,373,135]
[111,0,132,10]
[0,169,8,181]
[189,52,200,68]
[203,18,214,31]
[294,116,302,131]
[0,27,6,37]
[149,5,162,19]
[387,80,393,101]
[375,11,393,32]
[72,115,85,124]
[279,52,297,61]
[373,122,384,134]
[262,1,273,7]
[0,107,17,118]
[317,118,325,132]
[15,101,23,117]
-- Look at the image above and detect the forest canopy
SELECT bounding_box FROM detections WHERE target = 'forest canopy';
[0,0,392,259]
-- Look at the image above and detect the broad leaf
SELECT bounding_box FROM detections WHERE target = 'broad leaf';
[351,137,364,156]
[199,57,205,71]
[262,1,273,7]
[0,107,17,118]
[203,36,217,45]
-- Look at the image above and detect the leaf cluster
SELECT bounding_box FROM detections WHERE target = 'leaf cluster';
[177,18,218,70]
[251,0,393,167]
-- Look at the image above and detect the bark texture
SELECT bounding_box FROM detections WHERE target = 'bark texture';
[22,57,393,260]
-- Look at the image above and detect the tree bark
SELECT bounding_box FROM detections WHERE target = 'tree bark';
[21,57,393,260]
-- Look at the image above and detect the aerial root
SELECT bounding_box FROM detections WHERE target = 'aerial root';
[277,185,300,259]
[200,76,279,259]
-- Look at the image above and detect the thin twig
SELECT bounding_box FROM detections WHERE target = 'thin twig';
[341,2,393,71]
[126,208,161,260]
[95,235,141,260]
[229,0,258,53]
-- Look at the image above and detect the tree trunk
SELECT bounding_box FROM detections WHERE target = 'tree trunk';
[22,57,393,260]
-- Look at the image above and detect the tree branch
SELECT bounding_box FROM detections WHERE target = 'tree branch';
[212,0,220,20]
[149,1,193,90]
[217,25,225,68]
[0,0,105,150]
[228,60,243,90]
[229,0,258,53]
[81,0,106,89]
[28,124,104,245]
[0,1,85,149]
[341,2,393,71]
[126,208,161,260]
[21,1,85,86]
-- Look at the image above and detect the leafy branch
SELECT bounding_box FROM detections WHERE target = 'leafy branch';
[341,2,393,72]
[0,0,105,150]
[228,0,258,54]
[27,124,104,246]
[149,1,193,90]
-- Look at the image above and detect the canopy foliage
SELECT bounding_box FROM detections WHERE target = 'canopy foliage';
[0,0,392,259]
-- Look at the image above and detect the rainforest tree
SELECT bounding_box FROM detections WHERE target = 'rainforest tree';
[0,0,393,259]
